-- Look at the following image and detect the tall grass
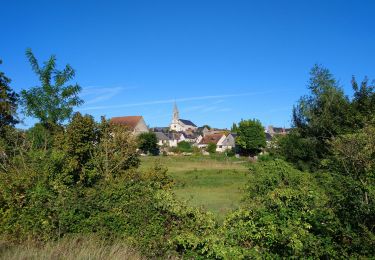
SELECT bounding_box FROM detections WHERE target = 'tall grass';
[0,235,143,260]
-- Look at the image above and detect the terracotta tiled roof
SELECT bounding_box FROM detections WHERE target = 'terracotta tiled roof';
[110,116,142,130]
[199,133,224,145]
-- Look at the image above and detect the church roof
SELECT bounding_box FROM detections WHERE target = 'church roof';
[179,119,197,127]
[110,116,143,130]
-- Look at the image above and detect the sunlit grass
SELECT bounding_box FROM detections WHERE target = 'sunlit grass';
[140,155,250,221]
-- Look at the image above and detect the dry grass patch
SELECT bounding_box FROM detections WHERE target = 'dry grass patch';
[0,236,143,260]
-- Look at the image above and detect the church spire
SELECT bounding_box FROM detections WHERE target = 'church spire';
[172,102,179,123]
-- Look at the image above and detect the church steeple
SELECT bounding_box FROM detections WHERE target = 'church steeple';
[172,102,179,123]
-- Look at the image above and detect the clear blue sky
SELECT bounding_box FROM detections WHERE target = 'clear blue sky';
[1,0,374,129]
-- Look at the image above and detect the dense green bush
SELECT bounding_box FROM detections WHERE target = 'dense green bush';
[137,132,159,155]
[172,159,374,258]
[177,141,192,153]
[0,116,216,257]
[206,142,217,154]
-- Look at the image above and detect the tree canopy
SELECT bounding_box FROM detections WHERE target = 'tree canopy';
[236,119,266,156]
[0,59,19,135]
[21,49,83,128]
[137,132,159,155]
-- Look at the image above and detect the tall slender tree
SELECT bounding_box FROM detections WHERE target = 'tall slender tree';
[0,59,19,135]
[21,49,83,129]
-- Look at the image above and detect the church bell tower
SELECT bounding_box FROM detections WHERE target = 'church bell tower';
[170,102,180,131]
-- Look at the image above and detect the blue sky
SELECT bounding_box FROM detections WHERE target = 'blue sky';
[1,0,374,129]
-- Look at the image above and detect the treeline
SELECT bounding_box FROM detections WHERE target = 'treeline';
[0,50,374,258]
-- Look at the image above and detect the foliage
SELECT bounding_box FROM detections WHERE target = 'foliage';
[137,132,159,155]
[177,141,192,153]
[91,117,140,180]
[206,142,217,154]
[231,122,238,132]
[351,76,375,127]
[293,64,352,139]
[21,49,83,128]
[0,59,19,136]
[325,124,375,237]
[235,119,266,156]
[271,130,319,170]
[224,148,235,157]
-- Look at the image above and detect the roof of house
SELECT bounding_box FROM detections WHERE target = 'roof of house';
[110,116,143,130]
[167,132,182,140]
[199,133,225,145]
[273,127,284,133]
[155,132,169,141]
[150,127,169,132]
[179,119,197,127]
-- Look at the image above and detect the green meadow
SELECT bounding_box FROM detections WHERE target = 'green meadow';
[140,155,250,221]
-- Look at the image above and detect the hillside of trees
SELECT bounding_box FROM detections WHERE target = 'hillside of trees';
[0,51,374,258]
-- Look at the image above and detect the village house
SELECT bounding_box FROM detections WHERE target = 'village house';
[110,116,149,135]
[154,132,169,146]
[198,133,236,152]
[267,125,292,137]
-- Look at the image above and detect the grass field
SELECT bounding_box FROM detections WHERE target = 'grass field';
[140,155,250,221]
[0,236,142,260]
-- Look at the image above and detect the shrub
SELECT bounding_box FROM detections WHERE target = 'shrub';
[224,148,235,157]
[177,141,192,153]
[206,143,216,154]
[137,132,159,155]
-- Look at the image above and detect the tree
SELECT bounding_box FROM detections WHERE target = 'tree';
[177,141,192,153]
[138,132,159,155]
[329,124,375,205]
[21,49,83,129]
[293,64,352,139]
[236,119,266,156]
[351,76,375,127]
[231,122,238,132]
[58,112,98,186]
[206,142,217,154]
[201,124,211,130]
[0,59,19,135]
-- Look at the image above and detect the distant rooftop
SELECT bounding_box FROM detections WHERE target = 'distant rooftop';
[179,119,197,127]
[110,116,142,130]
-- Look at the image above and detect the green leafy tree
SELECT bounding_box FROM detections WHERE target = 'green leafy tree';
[21,49,83,129]
[272,130,319,171]
[329,124,375,208]
[26,123,54,151]
[231,122,238,132]
[177,141,192,153]
[137,132,159,155]
[236,119,266,156]
[223,159,343,258]
[292,65,352,155]
[0,59,19,135]
[351,76,375,126]
[206,142,217,154]
[95,118,140,178]
[59,112,98,186]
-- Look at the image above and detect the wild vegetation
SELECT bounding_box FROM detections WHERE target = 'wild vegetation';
[140,156,250,221]
[0,50,374,259]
